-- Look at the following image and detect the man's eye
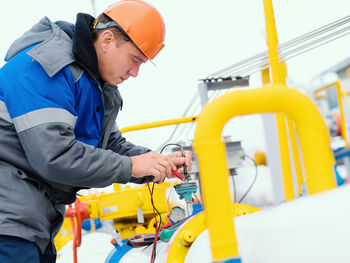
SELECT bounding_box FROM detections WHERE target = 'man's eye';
[131,57,138,64]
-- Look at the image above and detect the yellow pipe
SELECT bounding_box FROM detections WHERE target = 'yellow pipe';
[261,68,271,85]
[263,0,306,200]
[313,81,340,94]
[261,68,302,199]
[193,85,336,262]
[286,119,305,195]
[281,65,304,196]
[335,80,349,146]
[314,84,332,94]
[314,80,349,146]
[339,83,350,108]
[120,116,197,134]
[261,68,294,198]
[314,94,327,99]
[263,0,285,84]
[276,115,295,200]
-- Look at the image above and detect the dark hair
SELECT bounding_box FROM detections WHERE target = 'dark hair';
[92,13,125,43]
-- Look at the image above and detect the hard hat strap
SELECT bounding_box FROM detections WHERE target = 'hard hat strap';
[93,20,147,58]
[94,20,131,41]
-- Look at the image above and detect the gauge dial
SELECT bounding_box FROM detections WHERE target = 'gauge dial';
[169,206,186,223]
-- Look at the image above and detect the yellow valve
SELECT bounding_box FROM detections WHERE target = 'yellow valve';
[135,225,147,235]
[78,183,172,240]
[254,150,267,166]
[88,200,100,219]
[181,230,196,246]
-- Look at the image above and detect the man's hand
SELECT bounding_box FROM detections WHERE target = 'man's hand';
[165,150,192,179]
[130,150,192,183]
[131,152,174,183]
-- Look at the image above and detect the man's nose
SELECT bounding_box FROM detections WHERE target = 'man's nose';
[128,64,141,78]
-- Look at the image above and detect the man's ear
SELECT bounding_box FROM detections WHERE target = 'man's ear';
[100,30,114,51]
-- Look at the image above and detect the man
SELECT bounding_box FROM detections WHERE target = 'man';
[0,0,191,262]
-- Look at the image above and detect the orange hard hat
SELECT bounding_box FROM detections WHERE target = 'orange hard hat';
[104,0,165,60]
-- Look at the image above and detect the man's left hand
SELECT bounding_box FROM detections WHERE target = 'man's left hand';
[165,150,192,179]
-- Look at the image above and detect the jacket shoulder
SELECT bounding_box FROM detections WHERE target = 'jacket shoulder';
[6,16,75,77]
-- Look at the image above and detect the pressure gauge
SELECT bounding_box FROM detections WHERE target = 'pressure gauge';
[169,206,186,223]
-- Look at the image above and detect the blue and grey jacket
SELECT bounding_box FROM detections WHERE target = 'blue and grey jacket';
[0,13,149,253]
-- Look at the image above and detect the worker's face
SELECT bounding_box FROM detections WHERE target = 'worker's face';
[95,30,147,85]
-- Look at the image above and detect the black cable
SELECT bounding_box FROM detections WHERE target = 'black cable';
[238,155,258,203]
[160,143,188,179]
[160,143,185,155]
[150,143,187,262]
[150,182,162,263]
[150,143,188,262]
[151,183,162,228]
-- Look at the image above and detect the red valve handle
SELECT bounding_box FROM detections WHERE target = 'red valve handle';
[65,197,89,263]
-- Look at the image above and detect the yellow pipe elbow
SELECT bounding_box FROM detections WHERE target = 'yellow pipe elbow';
[193,85,336,261]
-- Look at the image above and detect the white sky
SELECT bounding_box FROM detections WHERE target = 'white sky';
[1,0,349,152]
[1,2,349,261]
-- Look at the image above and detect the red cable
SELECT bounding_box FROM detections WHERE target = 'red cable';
[146,177,159,263]
[146,177,175,263]
[150,222,173,262]
[171,169,184,180]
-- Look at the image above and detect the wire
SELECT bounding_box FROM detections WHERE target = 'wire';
[278,15,350,51]
[150,183,161,263]
[151,182,162,233]
[238,155,258,203]
[205,15,350,80]
[280,26,350,60]
[280,31,350,62]
[150,222,172,263]
[146,178,163,263]
[171,168,184,180]
[160,143,188,181]
[149,143,187,262]
[146,178,158,231]
[160,143,185,155]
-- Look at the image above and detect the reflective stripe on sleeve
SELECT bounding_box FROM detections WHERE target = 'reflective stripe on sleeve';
[13,107,78,133]
[0,100,12,123]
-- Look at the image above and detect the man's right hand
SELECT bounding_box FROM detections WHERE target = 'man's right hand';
[130,152,176,183]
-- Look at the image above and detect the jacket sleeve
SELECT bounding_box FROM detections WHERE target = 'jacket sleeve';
[106,127,152,184]
[3,50,133,188]
[17,123,133,188]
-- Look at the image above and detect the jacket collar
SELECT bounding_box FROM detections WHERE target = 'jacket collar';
[72,13,104,84]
